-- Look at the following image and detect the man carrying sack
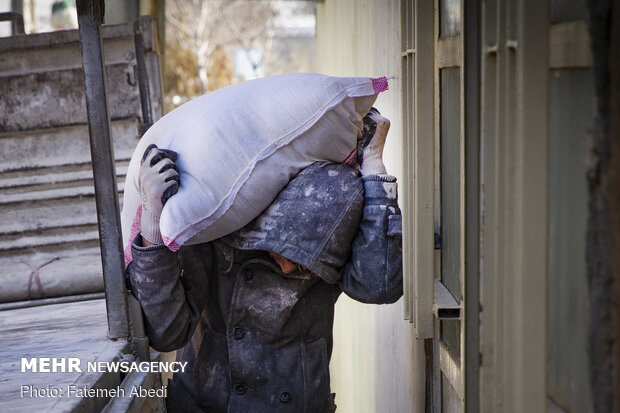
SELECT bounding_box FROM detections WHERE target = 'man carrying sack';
[125,108,403,412]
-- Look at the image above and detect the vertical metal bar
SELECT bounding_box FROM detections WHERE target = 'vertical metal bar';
[463,0,480,411]
[400,0,412,323]
[610,1,620,410]
[10,0,23,34]
[513,0,549,409]
[478,0,500,409]
[414,0,436,340]
[12,12,24,34]
[424,338,435,413]
[134,20,153,137]
[76,0,129,340]
[10,0,23,13]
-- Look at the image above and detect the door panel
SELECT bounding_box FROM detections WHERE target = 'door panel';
[440,67,462,303]
[434,0,465,410]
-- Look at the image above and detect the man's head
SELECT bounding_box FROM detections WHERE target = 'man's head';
[223,161,365,283]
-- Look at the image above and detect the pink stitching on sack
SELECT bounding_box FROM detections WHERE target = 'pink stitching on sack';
[342,147,358,166]
[162,236,181,252]
[124,205,143,266]
[371,77,389,94]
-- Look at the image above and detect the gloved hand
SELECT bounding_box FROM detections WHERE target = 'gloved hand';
[138,144,180,244]
[357,107,390,176]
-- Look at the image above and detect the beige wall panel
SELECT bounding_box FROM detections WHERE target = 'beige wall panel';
[316,1,423,412]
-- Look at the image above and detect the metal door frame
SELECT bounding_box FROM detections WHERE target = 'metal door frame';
[430,0,480,411]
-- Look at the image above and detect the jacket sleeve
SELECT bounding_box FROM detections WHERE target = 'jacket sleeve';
[339,174,404,304]
[125,239,212,352]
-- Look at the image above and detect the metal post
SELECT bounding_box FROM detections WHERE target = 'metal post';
[134,20,153,136]
[10,0,23,13]
[76,0,129,340]
[10,0,24,34]
[463,0,480,411]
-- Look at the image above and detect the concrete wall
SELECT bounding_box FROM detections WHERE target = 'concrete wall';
[316,2,424,412]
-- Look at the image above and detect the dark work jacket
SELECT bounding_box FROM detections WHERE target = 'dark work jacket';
[126,162,403,413]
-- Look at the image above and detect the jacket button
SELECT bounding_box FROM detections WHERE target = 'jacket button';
[233,383,248,395]
[232,327,245,340]
[242,268,253,281]
[279,391,291,403]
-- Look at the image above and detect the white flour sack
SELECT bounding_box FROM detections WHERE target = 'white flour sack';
[122,73,389,264]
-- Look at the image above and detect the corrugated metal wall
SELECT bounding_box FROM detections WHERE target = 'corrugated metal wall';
[315,2,423,412]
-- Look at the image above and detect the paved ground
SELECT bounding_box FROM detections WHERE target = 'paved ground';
[0,298,129,412]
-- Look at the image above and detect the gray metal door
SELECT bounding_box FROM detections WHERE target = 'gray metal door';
[401,1,479,410]
[432,0,480,411]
